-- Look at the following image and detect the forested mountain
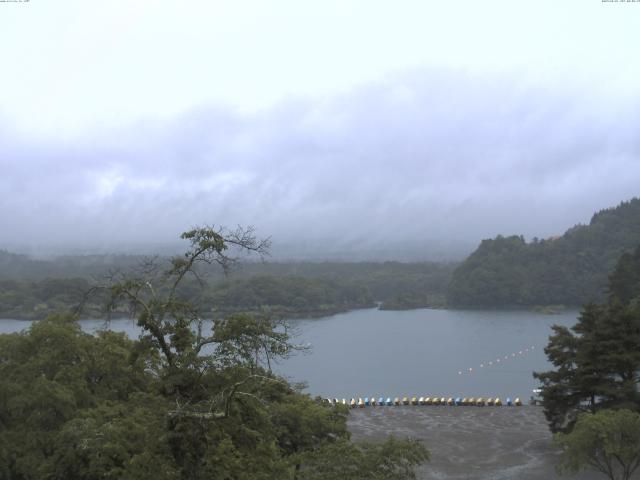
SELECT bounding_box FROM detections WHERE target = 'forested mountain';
[448,198,640,307]
[0,253,454,319]
[0,250,147,280]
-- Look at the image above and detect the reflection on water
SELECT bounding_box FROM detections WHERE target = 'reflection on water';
[1,308,578,400]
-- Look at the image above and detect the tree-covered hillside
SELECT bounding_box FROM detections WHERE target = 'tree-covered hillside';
[448,198,640,307]
[0,257,454,319]
[0,250,144,280]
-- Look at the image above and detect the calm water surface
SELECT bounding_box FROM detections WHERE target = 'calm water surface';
[1,308,578,400]
[276,308,578,400]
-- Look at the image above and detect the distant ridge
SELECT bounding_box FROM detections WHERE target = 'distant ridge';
[447,198,640,307]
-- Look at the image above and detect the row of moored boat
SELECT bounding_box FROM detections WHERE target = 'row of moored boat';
[325,396,523,408]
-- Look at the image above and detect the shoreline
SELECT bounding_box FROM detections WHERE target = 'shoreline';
[348,406,601,480]
[0,303,581,322]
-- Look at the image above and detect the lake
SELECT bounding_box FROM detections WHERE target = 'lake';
[0,308,579,401]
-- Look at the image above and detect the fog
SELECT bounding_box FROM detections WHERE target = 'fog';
[2,69,638,260]
[1,2,639,261]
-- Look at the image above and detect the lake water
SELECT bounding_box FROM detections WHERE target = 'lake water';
[0,308,579,401]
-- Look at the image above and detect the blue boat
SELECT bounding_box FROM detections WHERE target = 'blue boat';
[455,397,462,406]
[364,397,370,406]
[378,397,385,406]
[506,397,513,406]
[386,397,393,406]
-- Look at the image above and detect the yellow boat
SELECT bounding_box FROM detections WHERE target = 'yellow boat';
[494,398,502,406]
[476,398,485,406]
[515,398,522,406]
[394,397,400,406]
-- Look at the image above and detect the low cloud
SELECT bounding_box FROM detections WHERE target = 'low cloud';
[2,68,639,260]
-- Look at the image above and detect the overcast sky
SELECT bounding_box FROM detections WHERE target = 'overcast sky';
[1,1,639,259]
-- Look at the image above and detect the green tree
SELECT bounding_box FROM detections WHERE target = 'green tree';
[0,313,158,479]
[555,409,640,480]
[0,226,430,479]
[449,198,640,307]
[532,302,625,432]
[295,436,429,480]
[534,245,640,433]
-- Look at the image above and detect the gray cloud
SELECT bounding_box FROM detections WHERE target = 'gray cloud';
[1,69,639,260]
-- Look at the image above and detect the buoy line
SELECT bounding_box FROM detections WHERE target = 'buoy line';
[320,345,536,410]
[457,345,536,376]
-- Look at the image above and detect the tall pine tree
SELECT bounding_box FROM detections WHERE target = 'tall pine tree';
[534,245,640,433]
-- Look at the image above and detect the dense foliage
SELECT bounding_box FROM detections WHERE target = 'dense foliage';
[533,244,640,433]
[0,278,93,319]
[0,227,429,479]
[555,409,640,480]
[448,198,640,307]
[0,250,143,281]
[202,275,374,317]
[0,276,375,321]
[0,256,454,319]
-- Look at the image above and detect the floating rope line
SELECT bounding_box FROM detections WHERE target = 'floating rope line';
[457,345,536,376]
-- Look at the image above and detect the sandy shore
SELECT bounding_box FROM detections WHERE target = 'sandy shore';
[348,406,605,480]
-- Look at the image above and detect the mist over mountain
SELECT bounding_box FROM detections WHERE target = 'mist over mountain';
[2,2,639,261]
[2,70,639,260]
